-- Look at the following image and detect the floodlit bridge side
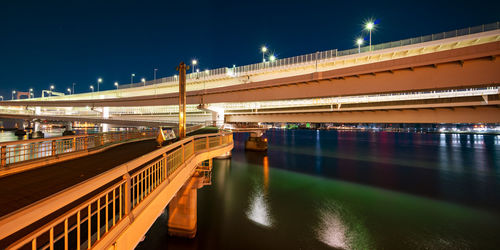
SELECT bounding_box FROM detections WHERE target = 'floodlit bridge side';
[0,132,233,249]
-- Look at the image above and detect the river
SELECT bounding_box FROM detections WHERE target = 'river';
[138,129,500,249]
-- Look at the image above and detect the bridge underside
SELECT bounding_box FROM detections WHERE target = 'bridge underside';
[226,105,500,123]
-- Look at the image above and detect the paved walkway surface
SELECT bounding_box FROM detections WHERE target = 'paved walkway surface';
[0,139,158,218]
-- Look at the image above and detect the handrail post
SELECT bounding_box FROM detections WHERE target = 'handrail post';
[84,136,88,150]
[1,145,6,167]
[163,153,167,180]
[181,144,185,163]
[123,174,131,215]
[51,140,57,157]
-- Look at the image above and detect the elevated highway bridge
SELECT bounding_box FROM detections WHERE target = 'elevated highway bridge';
[1,22,499,125]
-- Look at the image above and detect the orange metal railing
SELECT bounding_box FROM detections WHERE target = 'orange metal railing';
[1,132,233,250]
[0,130,156,169]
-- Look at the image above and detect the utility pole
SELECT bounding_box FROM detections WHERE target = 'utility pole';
[176,62,189,139]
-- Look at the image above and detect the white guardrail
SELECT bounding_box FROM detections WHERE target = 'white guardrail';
[118,22,499,89]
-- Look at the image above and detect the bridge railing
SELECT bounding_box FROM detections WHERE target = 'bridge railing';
[0,132,233,249]
[116,22,499,90]
[0,130,156,169]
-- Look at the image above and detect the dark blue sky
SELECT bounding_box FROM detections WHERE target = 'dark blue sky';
[1,0,498,98]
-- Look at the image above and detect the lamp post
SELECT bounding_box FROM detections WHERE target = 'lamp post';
[131,73,135,84]
[191,59,197,74]
[0,96,3,101]
[141,78,146,86]
[114,82,119,89]
[12,90,16,100]
[261,46,268,62]
[72,82,76,95]
[50,85,54,97]
[269,55,276,62]
[365,21,374,51]
[97,78,102,92]
[29,88,33,99]
[356,38,364,53]
[154,68,158,84]
[67,88,71,95]
[90,85,94,92]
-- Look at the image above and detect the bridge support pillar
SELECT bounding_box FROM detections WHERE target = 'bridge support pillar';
[168,162,212,238]
[245,131,268,151]
[28,121,44,139]
[62,121,76,136]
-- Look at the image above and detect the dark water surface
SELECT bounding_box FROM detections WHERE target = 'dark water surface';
[137,129,500,249]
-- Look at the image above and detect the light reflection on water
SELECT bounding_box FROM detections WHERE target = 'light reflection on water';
[137,130,500,249]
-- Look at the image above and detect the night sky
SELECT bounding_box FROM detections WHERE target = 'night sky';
[0,0,498,99]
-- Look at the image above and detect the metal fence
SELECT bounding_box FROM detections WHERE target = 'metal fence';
[0,130,156,169]
[117,22,499,90]
[4,132,233,249]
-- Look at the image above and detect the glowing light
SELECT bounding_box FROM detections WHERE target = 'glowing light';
[97,78,102,83]
[50,85,54,89]
[269,55,276,62]
[365,21,374,30]
[196,69,200,73]
[131,73,135,77]
[205,69,209,74]
[141,78,145,82]
[29,88,33,92]
[192,59,197,65]
[261,46,267,53]
[12,90,16,94]
[356,38,364,45]
[90,85,94,89]
[114,82,118,86]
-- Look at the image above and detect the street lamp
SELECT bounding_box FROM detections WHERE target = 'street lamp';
[141,78,146,86]
[269,55,276,62]
[72,83,76,95]
[0,96,3,101]
[154,68,158,84]
[12,90,16,100]
[97,78,102,92]
[90,85,94,92]
[114,82,119,89]
[261,46,268,62]
[131,73,135,84]
[50,85,54,97]
[67,88,71,95]
[29,88,33,99]
[365,21,375,51]
[191,59,197,73]
[356,38,364,53]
